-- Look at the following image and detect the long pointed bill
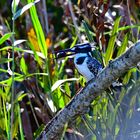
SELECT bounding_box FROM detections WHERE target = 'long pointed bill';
[55,42,93,59]
[55,48,76,59]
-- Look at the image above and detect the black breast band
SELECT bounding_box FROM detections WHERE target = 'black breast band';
[76,57,86,64]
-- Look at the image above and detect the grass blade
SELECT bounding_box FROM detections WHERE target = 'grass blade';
[17,104,24,140]
[0,33,14,45]
[13,0,40,20]
[117,33,129,57]
[82,20,94,42]
[27,0,47,57]
[105,17,121,65]
[11,0,20,14]
[51,78,79,92]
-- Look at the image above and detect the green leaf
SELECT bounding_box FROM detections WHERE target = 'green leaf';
[0,46,45,59]
[25,73,48,78]
[57,88,65,108]
[127,94,137,118]
[0,69,22,77]
[108,103,120,129]
[115,125,120,136]
[0,58,13,64]
[118,87,126,103]
[129,94,136,107]
[13,39,26,46]
[14,91,26,103]
[11,0,20,14]
[111,103,120,128]
[0,75,25,84]
[27,0,47,57]
[51,78,79,92]
[17,93,27,102]
[20,56,28,75]
[82,20,94,42]
[105,17,121,65]
[0,32,14,45]
[123,69,133,84]
[117,33,129,57]
[34,124,45,139]
[17,104,25,140]
[13,0,40,20]
[118,24,140,32]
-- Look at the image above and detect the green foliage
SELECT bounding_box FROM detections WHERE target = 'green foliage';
[13,0,40,20]
[0,33,14,45]
[51,78,78,92]
[11,0,20,14]
[117,33,129,57]
[27,0,47,58]
[105,17,121,65]
[0,0,140,139]
[17,104,24,140]
[20,56,28,74]
[82,20,94,42]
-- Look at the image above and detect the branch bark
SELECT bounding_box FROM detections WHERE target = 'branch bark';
[37,40,140,140]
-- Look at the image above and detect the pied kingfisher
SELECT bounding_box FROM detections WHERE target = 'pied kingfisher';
[56,43,103,82]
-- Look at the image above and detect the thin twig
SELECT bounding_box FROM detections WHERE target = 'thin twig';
[10,14,15,140]
[68,1,82,42]
[42,0,49,34]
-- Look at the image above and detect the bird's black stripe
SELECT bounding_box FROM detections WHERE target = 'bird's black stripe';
[76,57,86,64]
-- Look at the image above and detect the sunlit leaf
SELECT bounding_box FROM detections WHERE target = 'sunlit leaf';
[51,78,79,92]
[26,73,48,78]
[118,24,140,32]
[56,88,65,108]
[0,46,45,59]
[34,124,45,139]
[27,0,47,57]
[20,57,28,75]
[117,33,129,57]
[13,0,40,20]
[13,39,26,46]
[115,125,120,135]
[2,97,10,139]
[11,0,20,14]
[0,32,14,45]
[127,94,137,118]
[17,93,27,102]
[78,0,81,5]
[122,68,136,84]
[105,17,121,65]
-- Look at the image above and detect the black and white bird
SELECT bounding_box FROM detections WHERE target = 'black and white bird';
[56,43,103,82]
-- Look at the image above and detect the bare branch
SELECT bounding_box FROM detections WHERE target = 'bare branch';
[37,40,140,140]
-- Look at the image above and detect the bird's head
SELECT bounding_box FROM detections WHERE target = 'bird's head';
[55,43,93,59]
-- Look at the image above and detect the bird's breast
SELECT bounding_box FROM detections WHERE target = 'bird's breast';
[74,57,95,81]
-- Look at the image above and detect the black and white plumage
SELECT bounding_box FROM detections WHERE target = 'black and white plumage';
[74,52,103,82]
[56,43,103,82]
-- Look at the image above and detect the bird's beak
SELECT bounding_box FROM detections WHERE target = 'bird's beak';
[55,48,76,59]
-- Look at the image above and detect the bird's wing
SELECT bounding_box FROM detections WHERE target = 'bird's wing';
[87,57,103,77]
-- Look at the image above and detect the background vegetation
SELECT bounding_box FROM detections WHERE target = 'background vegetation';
[0,0,140,139]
